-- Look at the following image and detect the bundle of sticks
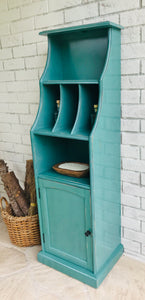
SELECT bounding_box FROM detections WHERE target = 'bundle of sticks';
[0,160,37,217]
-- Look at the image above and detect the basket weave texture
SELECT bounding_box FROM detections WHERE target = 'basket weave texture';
[0,197,41,247]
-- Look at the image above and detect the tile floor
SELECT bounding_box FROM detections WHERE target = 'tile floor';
[0,220,145,300]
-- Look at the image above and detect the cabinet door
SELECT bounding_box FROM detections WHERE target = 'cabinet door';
[38,179,93,271]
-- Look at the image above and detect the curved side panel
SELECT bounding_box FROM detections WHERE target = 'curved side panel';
[31,37,50,132]
[89,28,122,273]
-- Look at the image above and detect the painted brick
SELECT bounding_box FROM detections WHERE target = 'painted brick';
[8,0,31,9]
[121,193,140,209]
[22,134,31,145]
[121,59,140,75]
[142,198,145,210]
[11,124,30,134]
[0,83,7,92]
[83,13,119,25]
[141,60,145,74]
[25,55,46,69]
[0,8,20,25]
[142,223,145,235]
[35,11,64,29]
[0,24,10,36]
[121,238,140,254]
[13,143,32,155]
[100,0,139,15]
[124,206,144,221]
[120,8,145,27]
[0,103,9,113]
[141,173,145,186]
[6,81,28,92]
[141,148,145,160]
[0,71,15,82]
[30,104,39,114]
[4,58,25,70]
[26,80,39,91]
[13,44,37,58]
[49,0,81,11]
[122,133,145,147]
[122,105,145,119]
[0,48,12,60]
[121,27,140,44]
[20,114,36,125]
[17,92,39,103]
[121,119,140,132]
[124,228,145,244]
[121,90,140,104]
[15,69,38,81]
[0,93,17,103]
[141,90,145,103]
[123,182,145,198]
[21,1,48,18]
[11,18,34,34]
[121,145,140,159]
[121,170,140,184]
[37,42,48,55]
[122,157,145,172]
[2,152,23,163]
[122,43,145,59]
[8,103,29,114]
[122,75,145,89]
[1,33,22,48]
[0,142,14,152]
[0,62,3,71]
[1,133,21,144]
[122,216,140,231]
[0,0,8,11]
[141,120,145,132]
[65,3,98,23]
[142,26,145,42]
[23,30,44,44]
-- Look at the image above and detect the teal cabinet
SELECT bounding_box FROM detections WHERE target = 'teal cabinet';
[38,179,93,271]
[30,21,124,288]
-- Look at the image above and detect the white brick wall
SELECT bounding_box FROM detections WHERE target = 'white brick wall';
[0,0,145,261]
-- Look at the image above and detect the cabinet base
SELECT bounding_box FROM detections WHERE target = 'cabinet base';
[38,244,123,288]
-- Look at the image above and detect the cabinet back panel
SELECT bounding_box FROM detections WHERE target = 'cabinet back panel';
[44,30,108,81]
[32,135,89,176]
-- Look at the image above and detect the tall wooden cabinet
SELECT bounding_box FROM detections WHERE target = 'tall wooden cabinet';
[30,21,123,288]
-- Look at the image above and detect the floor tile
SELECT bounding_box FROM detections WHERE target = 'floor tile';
[1,221,145,300]
[0,245,27,276]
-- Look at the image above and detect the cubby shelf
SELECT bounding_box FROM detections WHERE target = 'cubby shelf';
[33,129,89,141]
[31,21,123,288]
[38,170,90,190]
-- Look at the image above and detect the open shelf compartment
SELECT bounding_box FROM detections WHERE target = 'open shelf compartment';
[42,28,108,82]
[53,84,79,134]
[72,84,99,136]
[32,135,90,188]
[34,82,99,138]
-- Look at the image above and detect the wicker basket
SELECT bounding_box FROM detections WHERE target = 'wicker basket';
[0,197,41,247]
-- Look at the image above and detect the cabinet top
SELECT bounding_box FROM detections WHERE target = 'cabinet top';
[39,21,123,36]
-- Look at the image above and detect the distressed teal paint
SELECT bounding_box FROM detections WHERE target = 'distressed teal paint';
[30,21,123,288]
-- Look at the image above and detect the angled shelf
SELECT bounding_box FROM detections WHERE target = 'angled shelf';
[30,21,123,288]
